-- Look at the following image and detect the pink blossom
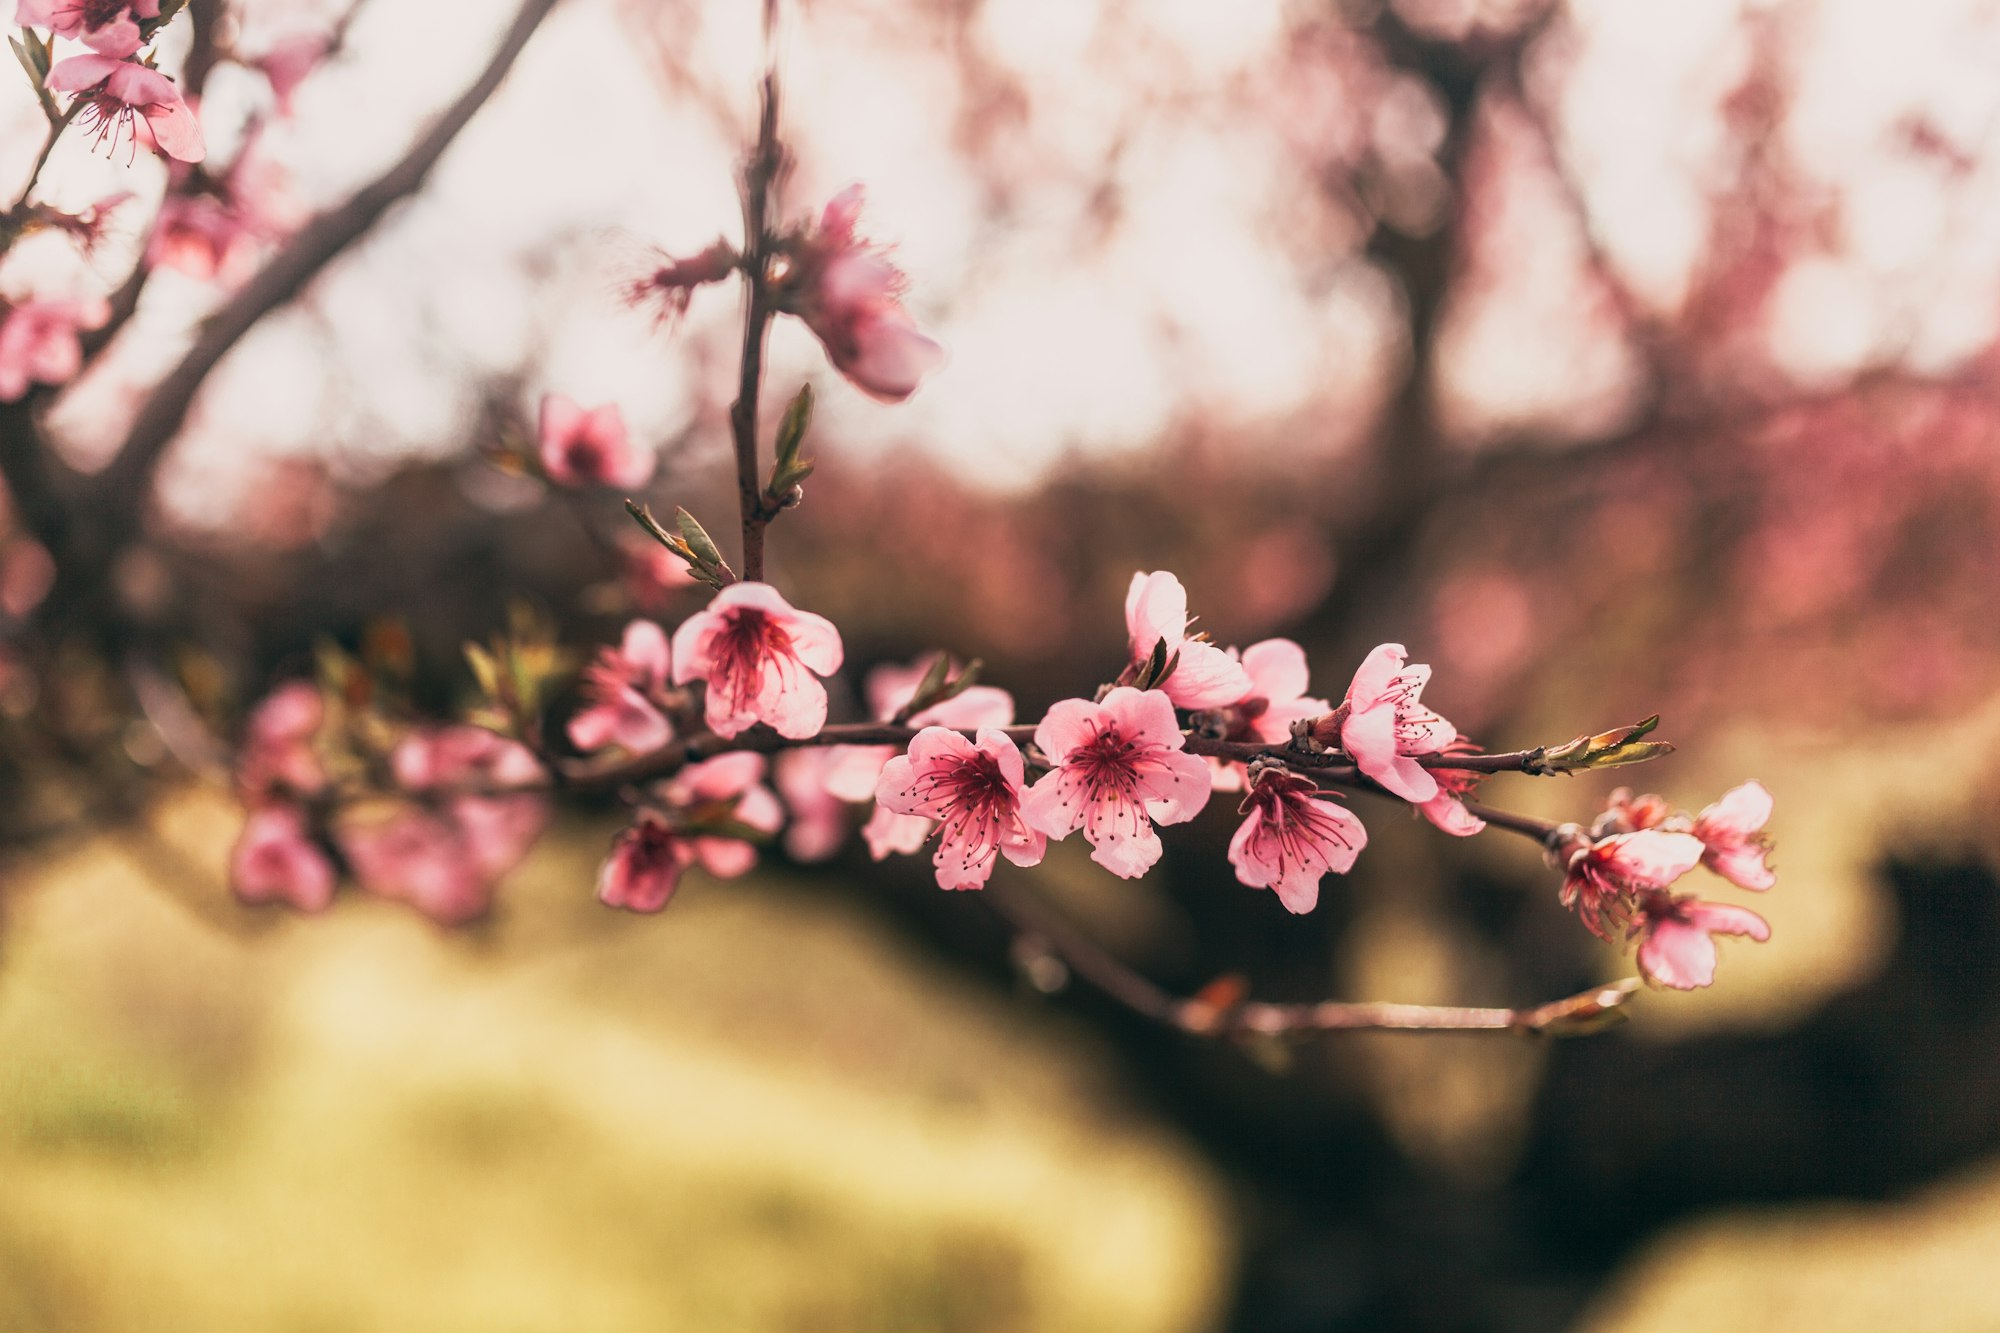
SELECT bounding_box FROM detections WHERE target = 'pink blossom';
[1227,766,1366,914]
[670,581,844,739]
[597,811,695,912]
[48,55,204,163]
[622,535,697,610]
[1415,740,1486,838]
[537,393,653,489]
[597,755,780,913]
[568,619,673,754]
[252,32,329,114]
[1636,897,1771,990]
[390,724,550,886]
[775,749,848,862]
[876,727,1045,890]
[862,803,932,860]
[148,194,259,282]
[148,157,297,282]
[821,658,1014,804]
[1124,571,1252,711]
[1598,786,1673,834]
[1339,643,1457,804]
[338,809,493,925]
[783,186,944,402]
[1205,637,1331,791]
[229,804,335,912]
[1021,687,1211,879]
[0,295,110,401]
[16,0,159,58]
[622,240,737,328]
[1559,828,1706,939]
[237,679,326,800]
[1692,780,1776,891]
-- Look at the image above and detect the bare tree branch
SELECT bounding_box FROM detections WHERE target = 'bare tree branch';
[90,0,565,529]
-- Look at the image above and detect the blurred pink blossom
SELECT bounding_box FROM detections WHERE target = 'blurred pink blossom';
[774,748,848,861]
[1693,780,1776,891]
[597,810,695,912]
[1340,643,1457,804]
[568,619,673,754]
[1636,897,1771,990]
[876,726,1044,890]
[537,393,653,489]
[671,581,843,739]
[783,186,944,402]
[1227,765,1367,914]
[48,54,203,163]
[1022,687,1210,879]
[655,751,784,880]
[229,804,335,912]
[236,679,326,800]
[0,295,110,401]
[16,0,158,58]
[339,809,493,925]
[251,32,328,114]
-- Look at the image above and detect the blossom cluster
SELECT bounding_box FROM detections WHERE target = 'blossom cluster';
[1555,782,1777,989]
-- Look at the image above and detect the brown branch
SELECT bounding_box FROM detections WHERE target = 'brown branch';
[89,0,565,530]
[984,878,1639,1038]
[727,1,787,583]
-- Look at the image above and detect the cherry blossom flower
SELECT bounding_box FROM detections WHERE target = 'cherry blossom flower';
[1124,570,1252,711]
[236,679,326,800]
[1596,786,1673,836]
[389,724,550,894]
[781,186,944,402]
[537,393,653,490]
[1227,765,1367,914]
[1415,739,1486,837]
[338,809,493,925]
[1636,896,1771,990]
[48,55,204,163]
[1203,637,1330,791]
[148,156,298,283]
[597,810,695,912]
[0,295,110,401]
[622,239,737,328]
[820,658,1014,805]
[1692,780,1776,891]
[1339,643,1457,804]
[1559,827,1706,939]
[16,0,159,58]
[1022,687,1210,879]
[251,32,328,114]
[657,751,784,875]
[621,535,697,610]
[229,804,335,912]
[876,727,1045,890]
[671,581,843,739]
[600,753,783,911]
[28,190,131,255]
[861,802,931,861]
[775,749,848,862]
[568,619,673,754]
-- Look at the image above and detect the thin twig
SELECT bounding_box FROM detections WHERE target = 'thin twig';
[984,878,1639,1038]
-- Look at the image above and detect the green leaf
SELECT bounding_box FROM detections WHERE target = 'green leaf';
[773,383,813,470]
[1530,716,1674,775]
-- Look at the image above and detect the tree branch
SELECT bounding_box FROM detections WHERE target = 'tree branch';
[89,0,565,529]
[727,0,786,583]
[983,878,1639,1038]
